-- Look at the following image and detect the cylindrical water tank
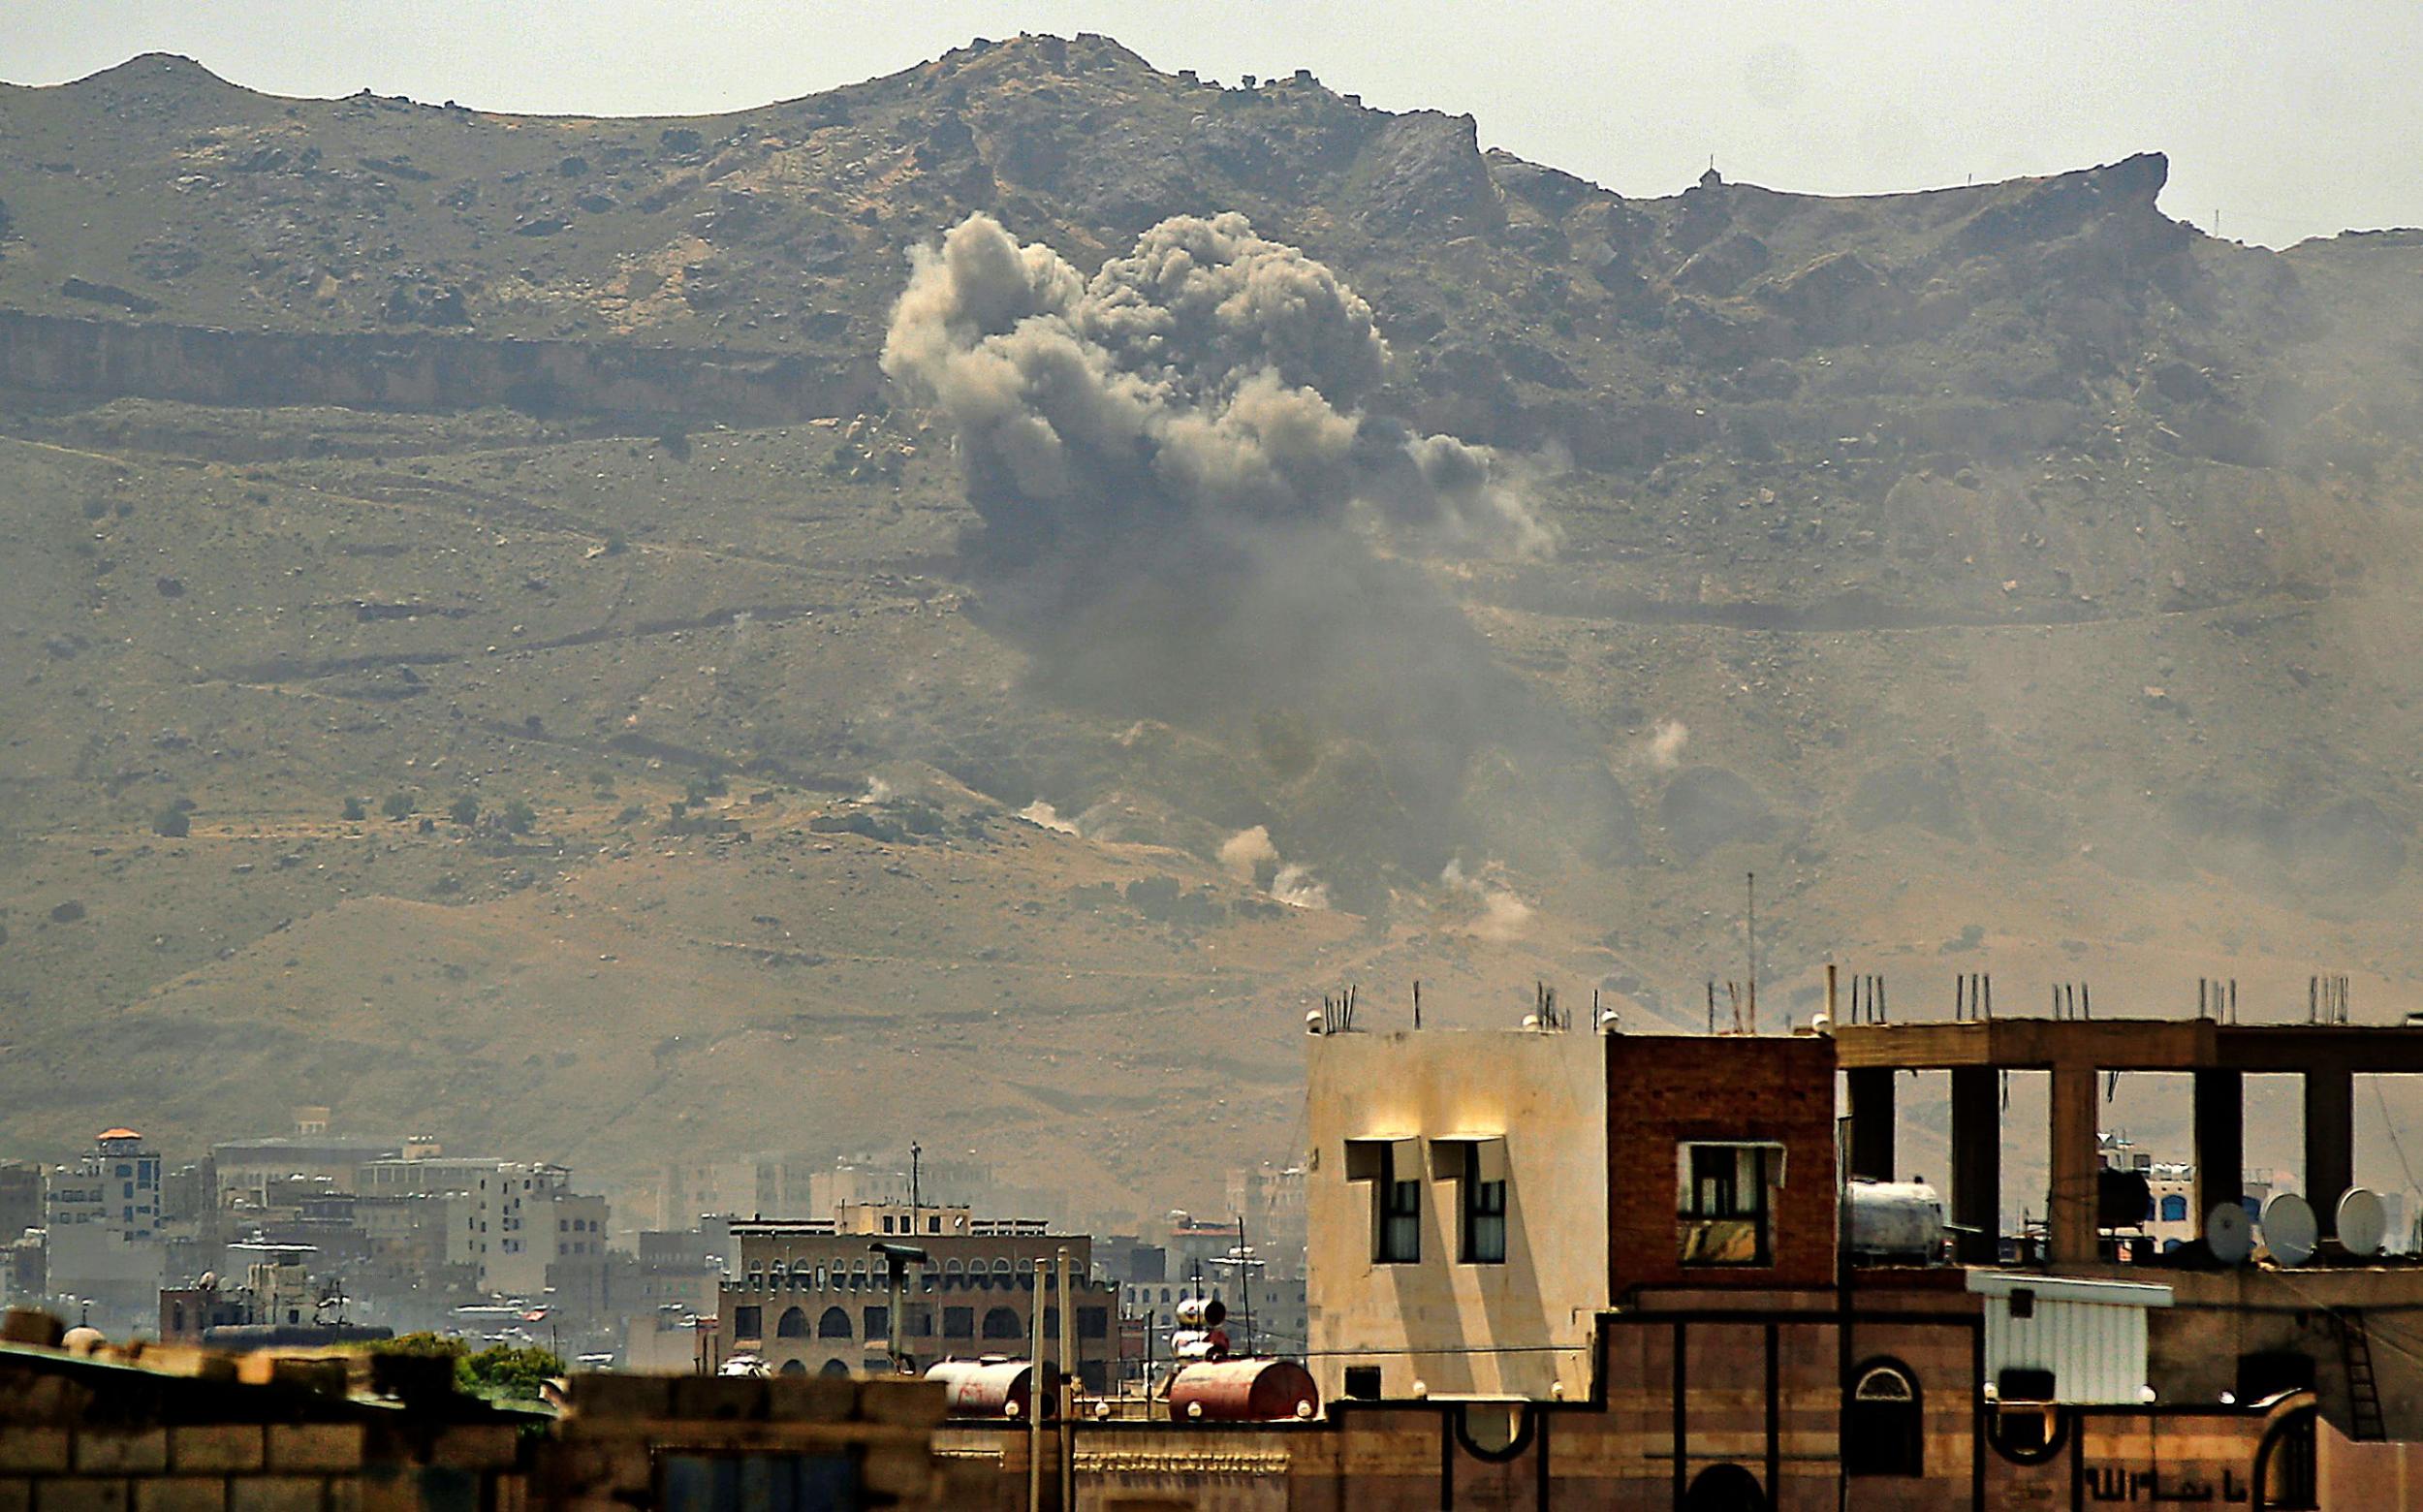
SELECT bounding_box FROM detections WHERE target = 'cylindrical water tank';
[1167,1360,1319,1422]
[1846,1180,1947,1260]
[926,1359,1057,1418]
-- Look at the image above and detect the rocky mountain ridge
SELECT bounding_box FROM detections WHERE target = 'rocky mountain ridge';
[2,37,2422,1220]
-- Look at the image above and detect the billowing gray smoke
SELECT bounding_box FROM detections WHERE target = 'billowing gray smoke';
[882,210,1552,561]
[885,212,1629,898]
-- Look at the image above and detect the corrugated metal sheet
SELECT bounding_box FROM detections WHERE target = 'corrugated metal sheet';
[1969,1272,2173,1404]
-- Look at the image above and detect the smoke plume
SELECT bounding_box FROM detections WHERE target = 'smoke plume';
[1638,718,1690,771]
[888,212,1628,897]
[1019,799,1082,835]
[1219,824,1332,910]
[883,211,1552,564]
[1441,858,1535,942]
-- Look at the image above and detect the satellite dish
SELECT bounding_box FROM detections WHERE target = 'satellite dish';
[2339,1188,2388,1257]
[2206,1204,2253,1265]
[2264,1194,2318,1267]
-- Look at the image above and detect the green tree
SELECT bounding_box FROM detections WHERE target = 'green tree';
[498,799,537,835]
[382,792,417,821]
[448,794,481,827]
[341,797,367,822]
[362,1335,563,1404]
[464,1342,563,1402]
[151,804,191,838]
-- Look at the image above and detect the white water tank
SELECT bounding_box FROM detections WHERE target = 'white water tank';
[1847,1180,1947,1260]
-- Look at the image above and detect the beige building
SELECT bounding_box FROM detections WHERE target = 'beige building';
[715,1209,1118,1389]
[1305,1026,1611,1402]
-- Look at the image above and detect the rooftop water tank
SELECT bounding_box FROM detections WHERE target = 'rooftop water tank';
[1167,1359,1320,1422]
[1847,1180,1947,1261]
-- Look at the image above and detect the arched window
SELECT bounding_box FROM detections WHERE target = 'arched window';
[778,1360,807,1376]
[1684,1464,1768,1512]
[775,1307,808,1339]
[982,1307,1023,1339]
[2160,1194,2188,1223]
[770,1262,787,1290]
[818,1358,851,1378]
[818,1306,852,1339]
[1846,1362,1923,1477]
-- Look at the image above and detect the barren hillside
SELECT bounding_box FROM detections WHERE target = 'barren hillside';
[4,36,2423,1228]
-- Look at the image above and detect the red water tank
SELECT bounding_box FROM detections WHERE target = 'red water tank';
[1167,1360,1320,1423]
[925,1359,1058,1419]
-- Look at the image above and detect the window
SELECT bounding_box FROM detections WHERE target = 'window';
[1846,1363,1923,1477]
[775,1307,808,1339]
[943,1307,974,1339]
[1456,1144,1507,1264]
[863,1306,888,1339]
[659,1452,859,1512]
[1342,1366,1382,1401]
[1079,1307,1108,1339]
[2159,1194,2188,1223]
[1678,1142,1782,1266]
[817,1307,852,1339]
[733,1306,762,1339]
[905,1306,932,1337]
[1348,1139,1423,1263]
[982,1307,1023,1339]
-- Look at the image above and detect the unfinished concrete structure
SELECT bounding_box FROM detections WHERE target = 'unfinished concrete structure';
[1837,1019,2423,1266]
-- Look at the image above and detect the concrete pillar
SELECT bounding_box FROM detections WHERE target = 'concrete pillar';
[1949,1067,2000,1265]
[1847,1068,1896,1182]
[2306,1065,2355,1241]
[2192,1069,2244,1228]
[2049,1064,2100,1268]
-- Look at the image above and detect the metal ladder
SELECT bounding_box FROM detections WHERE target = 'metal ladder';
[2340,1309,2387,1442]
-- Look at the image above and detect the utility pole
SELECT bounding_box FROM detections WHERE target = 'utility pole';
[1027,1256,1048,1512]
[909,1142,922,1233]
[1057,1248,1076,1512]
[1238,1211,1253,1355]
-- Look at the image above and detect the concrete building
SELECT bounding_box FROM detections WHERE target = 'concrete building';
[0,1162,41,1245]
[1306,1025,1613,1402]
[354,1155,609,1302]
[209,1134,401,1211]
[44,1129,169,1329]
[715,1210,1118,1389]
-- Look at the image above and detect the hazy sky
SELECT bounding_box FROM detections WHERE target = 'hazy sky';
[7,2,2418,247]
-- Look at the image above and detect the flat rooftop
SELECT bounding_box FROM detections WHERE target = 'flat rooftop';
[1832,1018,2423,1073]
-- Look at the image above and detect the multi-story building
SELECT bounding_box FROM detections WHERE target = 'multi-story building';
[714,1204,1118,1389]
[45,1128,170,1328]
[352,1155,609,1302]
[210,1132,403,1211]
[0,1159,43,1244]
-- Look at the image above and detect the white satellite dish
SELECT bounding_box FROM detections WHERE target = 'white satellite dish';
[2339,1188,2388,1258]
[2206,1203,2253,1265]
[2264,1193,2318,1267]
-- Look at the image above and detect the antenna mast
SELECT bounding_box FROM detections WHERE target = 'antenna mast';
[1746,870,1757,1035]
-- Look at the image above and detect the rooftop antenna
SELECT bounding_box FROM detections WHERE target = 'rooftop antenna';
[1745,870,1757,1035]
